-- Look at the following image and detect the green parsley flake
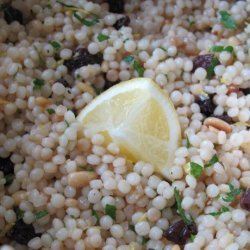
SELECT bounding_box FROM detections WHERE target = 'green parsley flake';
[210,45,234,54]
[15,208,24,221]
[73,11,99,27]
[219,11,237,29]
[105,204,116,220]
[208,206,230,217]
[160,46,167,52]
[4,174,14,186]
[205,154,219,168]
[133,60,144,77]
[92,209,100,224]
[190,234,196,242]
[47,108,55,115]
[222,183,241,203]
[35,210,48,220]
[97,33,109,42]
[123,55,134,64]
[206,56,219,80]
[50,41,61,51]
[174,188,193,225]
[142,237,149,245]
[33,79,45,90]
[186,136,191,149]
[190,162,203,178]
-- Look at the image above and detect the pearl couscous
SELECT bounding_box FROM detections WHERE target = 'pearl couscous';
[0,0,250,249]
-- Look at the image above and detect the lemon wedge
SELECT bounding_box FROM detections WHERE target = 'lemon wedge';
[77,78,181,177]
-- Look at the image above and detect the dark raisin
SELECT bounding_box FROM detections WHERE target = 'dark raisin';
[7,220,40,245]
[212,114,233,124]
[64,48,103,71]
[192,54,213,72]
[1,4,23,24]
[107,0,125,13]
[113,16,130,30]
[240,88,250,95]
[0,156,14,176]
[163,220,197,245]
[196,95,215,116]
[240,189,250,211]
[103,74,118,90]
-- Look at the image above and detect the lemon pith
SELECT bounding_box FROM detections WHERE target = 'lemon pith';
[77,78,181,178]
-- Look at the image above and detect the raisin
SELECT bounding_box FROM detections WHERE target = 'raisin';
[1,4,23,24]
[212,114,233,124]
[113,16,130,30]
[64,48,103,72]
[163,220,197,245]
[107,0,125,13]
[7,220,40,245]
[0,156,14,176]
[192,54,214,72]
[240,189,250,211]
[196,95,215,117]
[240,88,250,95]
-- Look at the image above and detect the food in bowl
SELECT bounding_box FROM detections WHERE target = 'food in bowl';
[0,0,250,249]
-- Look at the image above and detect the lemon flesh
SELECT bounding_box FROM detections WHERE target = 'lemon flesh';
[77,78,181,178]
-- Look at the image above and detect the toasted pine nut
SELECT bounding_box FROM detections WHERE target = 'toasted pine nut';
[68,171,97,188]
[0,98,9,106]
[172,245,181,250]
[204,117,232,133]
[12,191,28,206]
[36,97,51,107]
[65,198,78,207]
[76,82,96,96]
[240,177,250,189]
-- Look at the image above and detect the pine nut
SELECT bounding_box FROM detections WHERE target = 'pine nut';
[36,97,51,107]
[12,191,28,206]
[68,171,97,188]
[204,117,232,133]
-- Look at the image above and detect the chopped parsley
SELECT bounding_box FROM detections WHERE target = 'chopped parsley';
[206,56,219,80]
[92,209,100,224]
[4,173,14,186]
[123,55,134,64]
[46,108,55,115]
[35,210,48,220]
[205,154,219,168]
[33,79,45,90]
[222,183,241,203]
[73,11,99,27]
[190,162,203,178]
[15,208,24,221]
[160,46,167,52]
[97,33,109,42]
[50,41,61,51]
[208,206,230,217]
[190,234,196,242]
[105,204,116,220]
[129,224,135,231]
[210,45,234,53]
[174,188,193,225]
[219,11,236,30]
[142,237,149,245]
[56,0,77,8]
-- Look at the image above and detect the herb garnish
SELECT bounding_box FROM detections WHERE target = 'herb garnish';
[123,55,145,77]
[73,11,99,27]
[210,45,234,53]
[205,154,219,168]
[174,188,193,225]
[97,33,109,42]
[219,11,236,29]
[33,46,46,67]
[4,173,14,186]
[92,209,100,224]
[222,184,241,203]
[206,56,219,79]
[160,46,167,52]
[50,41,61,51]
[15,208,24,221]
[190,234,196,242]
[35,210,48,220]
[105,204,116,220]
[208,206,230,217]
[142,237,149,245]
[33,79,45,90]
[186,136,191,149]
[47,108,55,115]
[190,162,203,178]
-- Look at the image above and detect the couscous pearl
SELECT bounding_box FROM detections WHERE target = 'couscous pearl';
[135,221,150,236]
[110,224,124,238]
